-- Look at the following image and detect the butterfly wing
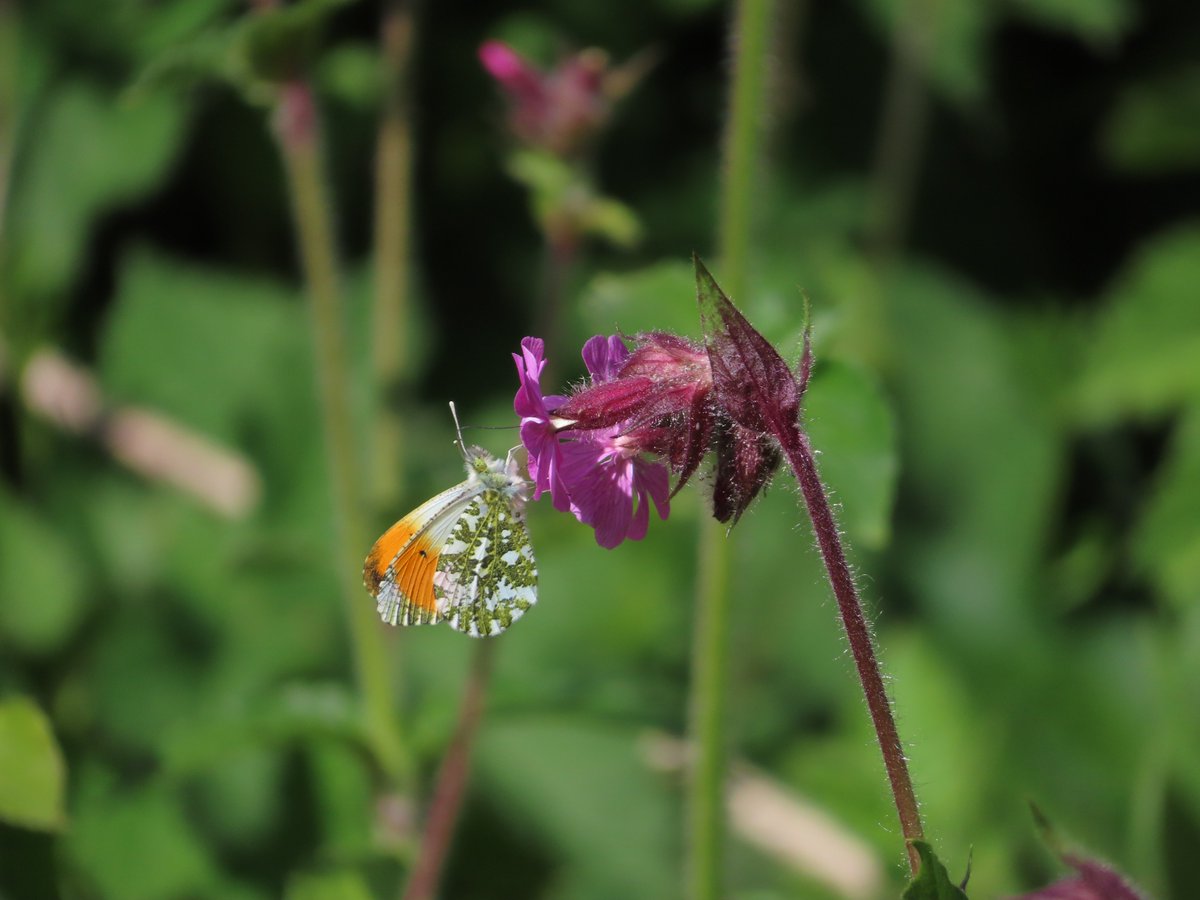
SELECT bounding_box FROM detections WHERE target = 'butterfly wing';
[435,486,538,637]
[363,479,482,626]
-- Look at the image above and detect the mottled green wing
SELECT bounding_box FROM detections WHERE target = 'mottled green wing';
[434,489,537,637]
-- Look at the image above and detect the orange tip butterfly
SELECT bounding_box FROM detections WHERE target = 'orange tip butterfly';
[362,403,537,637]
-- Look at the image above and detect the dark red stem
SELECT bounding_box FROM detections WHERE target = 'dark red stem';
[402,641,496,900]
[775,419,924,874]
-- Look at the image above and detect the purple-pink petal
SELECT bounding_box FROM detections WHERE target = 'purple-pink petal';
[581,334,629,381]
[557,427,670,548]
[513,337,571,511]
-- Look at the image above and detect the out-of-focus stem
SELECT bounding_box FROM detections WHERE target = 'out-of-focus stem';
[776,422,923,875]
[272,81,407,785]
[687,2,774,898]
[536,233,576,387]
[402,640,495,900]
[371,0,417,512]
[0,0,17,284]
[865,0,934,262]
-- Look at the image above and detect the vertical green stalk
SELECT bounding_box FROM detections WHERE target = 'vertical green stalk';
[687,2,774,898]
[0,0,17,290]
[272,82,407,785]
[865,0,935,261]
[371,0,417,513]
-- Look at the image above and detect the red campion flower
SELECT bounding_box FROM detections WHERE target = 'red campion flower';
[551,257,809,523]
[514,335,670,547]
[479,40,619,159]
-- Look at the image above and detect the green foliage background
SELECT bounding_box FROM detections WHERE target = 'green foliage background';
[2,0,1199,897]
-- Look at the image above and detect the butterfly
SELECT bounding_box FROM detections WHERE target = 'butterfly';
[363,413,537,637]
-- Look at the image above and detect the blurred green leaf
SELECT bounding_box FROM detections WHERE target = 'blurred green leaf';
[0,697,66,831]
[68,781,220,900]
[1132,408,1200,611]
[1103,67,1200,174]
[0,489,90,656]
[101,248,307,439]
[579,259,700,339]
[804,361,898,549]
[6,83,187,309]
[317,43,382,110]
[285,869,373,900]
[1076,224,1200,423]
[307,741,376,860]
[1009,0,1134,44]
[188,744,286,850]
[902,841,969,899]
[238,0,354,84]
[89,610,208,753]
[507,150,641,249]
[887,262,1062,644]
[476,717,675,898]
[858,0,993,104]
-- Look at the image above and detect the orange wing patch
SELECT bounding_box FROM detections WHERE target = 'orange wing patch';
[363,520,441,615]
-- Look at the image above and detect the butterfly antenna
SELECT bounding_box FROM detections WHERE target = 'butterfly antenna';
[448,401,469,459]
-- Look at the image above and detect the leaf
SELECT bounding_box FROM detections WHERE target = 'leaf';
[475,717,675,898]
[237,0,355,84]
[285,869,374,900]
[803,362,898,549]
[857,0,994,104]
[1076,225,1200,423]
[1009,0,1134,45]
[0,488,90,656]
[99,247,320,487]
[68,781,220,900]
[579,260,701,340]
[1131,408,1200,611]
[1102,67,1200,174]
[6,82,187,308]
[0,697,66,831]
[903,841,970,899]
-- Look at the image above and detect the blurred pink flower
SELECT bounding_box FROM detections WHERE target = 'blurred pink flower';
[478,40,622,158]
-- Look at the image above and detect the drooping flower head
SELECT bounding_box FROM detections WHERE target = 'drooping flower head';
[479,40,643,159]
[514,334,670,548]
[515,256,810,541]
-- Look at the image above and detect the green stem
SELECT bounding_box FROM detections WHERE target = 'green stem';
[272,82,407,787]
[687,2,774,898]
[865,0,934,262]
[0,0,17,297]
[371,0,417,513]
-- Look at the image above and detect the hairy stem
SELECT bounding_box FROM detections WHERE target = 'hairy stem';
[371,0,417,513]
[776,420,923,874]
[687,2,774,898]
[272,82,407,785]
[402,640,495,900]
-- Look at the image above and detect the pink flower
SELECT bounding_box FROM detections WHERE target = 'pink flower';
[514,334,671,547]
[479,40,628,159]
[512,337,570,511]
[558,335,670,548]
[559,430,670,548]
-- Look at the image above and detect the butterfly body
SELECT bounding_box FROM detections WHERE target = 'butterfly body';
[363,447,537,637]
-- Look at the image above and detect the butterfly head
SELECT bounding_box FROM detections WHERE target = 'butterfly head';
[464,446,532,506]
